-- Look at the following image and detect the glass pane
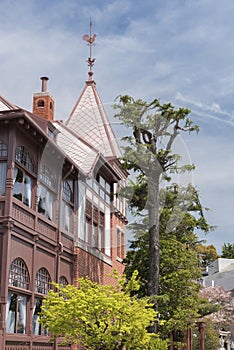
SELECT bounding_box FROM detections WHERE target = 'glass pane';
[0,141,7,157]
[17,295,26,334]
[106,182,110,193]
[9,258,29,289]
[13,167,23,201]
[63,181,73,203]
[38,185,54,221]
[23,175,32,207]
[15,146,34,172]
[0,162,7,195]
[100,189,105,200]
[61,201,72,232]
[6,292,16,333]
[93,180,99,194]
[33,298,48,335]
[99,176,105,188]
[106,194,111,205]
[35,268,51,294]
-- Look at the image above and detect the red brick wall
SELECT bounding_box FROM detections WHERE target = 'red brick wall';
[74,213,126,287]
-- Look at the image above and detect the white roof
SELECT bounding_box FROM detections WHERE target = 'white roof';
[65,81,122,159]
[0,96,17,111]
[54,121,99,176]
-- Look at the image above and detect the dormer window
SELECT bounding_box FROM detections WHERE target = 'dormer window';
[37,99,45,108]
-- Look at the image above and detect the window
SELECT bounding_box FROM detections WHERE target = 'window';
[113,182,125,216]
[38,165,56,221]
[6,292,27,334]
[61,180,73,232]
[87,174,111,204]
[117,229,125,259]
[13,167,32,207]
[0,163,7,195]
[0,140,7,157]
[33,298,48,335]
[0,141,7,196]
[35,268,51,295]
[37,99,45,108]
[6,258,29,334]
[59,276,68,286]
[15,146,34,173]
[14,146,34,207]
[9,258,29,289]
[33,268,51,335]
[85,200,105,251]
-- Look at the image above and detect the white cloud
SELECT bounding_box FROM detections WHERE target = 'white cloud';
[0,0,234,252]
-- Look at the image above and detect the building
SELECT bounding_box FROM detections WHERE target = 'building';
[202,258,234,290]
[0,29,127,350]
[202,258,234,349]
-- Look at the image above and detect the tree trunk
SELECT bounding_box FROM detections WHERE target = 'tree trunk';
[147,175,160,333]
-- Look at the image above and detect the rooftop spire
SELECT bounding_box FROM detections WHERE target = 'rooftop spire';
[83,19,97,80]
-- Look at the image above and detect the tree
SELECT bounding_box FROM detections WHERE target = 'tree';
[199,285,234,332]
[221,243,234,259]
[113,96,199,309]
[124,184,213,343]
[40,272,168,350]
[196,244,220,273]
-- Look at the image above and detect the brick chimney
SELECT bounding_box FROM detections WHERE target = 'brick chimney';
[32,77,54,121]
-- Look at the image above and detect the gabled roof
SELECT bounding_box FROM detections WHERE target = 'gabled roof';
[65,79,122,160]
[54,120,100,176]
[0,95,17,111]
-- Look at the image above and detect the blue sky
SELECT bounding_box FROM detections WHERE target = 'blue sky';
[1,0,234,252]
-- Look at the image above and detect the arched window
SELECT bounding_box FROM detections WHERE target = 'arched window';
[9,258,30,289]
[35,268,51,295]
[37,99,45,108]
[49,101,53,110]
[59,276,68,286]
[63,181,73,203]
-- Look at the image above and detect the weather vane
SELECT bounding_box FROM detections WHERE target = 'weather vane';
[83,19,97,77]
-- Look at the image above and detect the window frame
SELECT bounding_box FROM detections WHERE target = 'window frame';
[61,180,74,232]
[9,258,30,290]
[38,164,57,221]
[35,267,52,295]
[13,146,35,208]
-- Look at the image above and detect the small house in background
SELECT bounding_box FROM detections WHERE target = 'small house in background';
[0,27,127,350]
[202,258,234,349]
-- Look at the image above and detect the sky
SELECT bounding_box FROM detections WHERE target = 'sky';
[0,0,234,253]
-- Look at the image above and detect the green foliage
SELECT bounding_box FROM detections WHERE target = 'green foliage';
[196,244,220,272]
[124,184,213,337]
[221,242,234,259]
[192,319,220,350]
[40,272,167,349]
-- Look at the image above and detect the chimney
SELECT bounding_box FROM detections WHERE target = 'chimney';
[41,76,49,92]
[32,76,55,121]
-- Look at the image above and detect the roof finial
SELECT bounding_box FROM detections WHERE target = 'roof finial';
[83,19,97,80]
